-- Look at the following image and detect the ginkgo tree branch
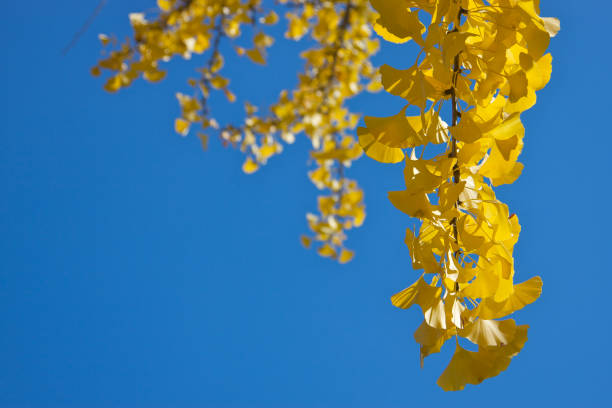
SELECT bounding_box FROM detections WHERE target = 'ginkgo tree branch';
[322,1,352,206]
[449,7,465,252]
[93,0,378,263]
[198,14,226,118]
[297,0,371,262]
[359,0,559,391]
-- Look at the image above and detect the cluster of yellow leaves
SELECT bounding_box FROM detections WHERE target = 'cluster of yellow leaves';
[93,0,274,138]
[94,0,380,261]
[249,0,378,259]
[214,0,379,259]
[363,0,558,390]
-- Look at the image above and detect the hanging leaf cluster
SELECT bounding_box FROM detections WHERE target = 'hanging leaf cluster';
[361,0,558,390]
[93,0,559,390]
[92,0,380,262]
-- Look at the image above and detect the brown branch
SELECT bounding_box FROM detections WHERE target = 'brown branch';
[449,8,467,253]
[324,1,353,198]
[327,1,353,90]
[199,14,226,117]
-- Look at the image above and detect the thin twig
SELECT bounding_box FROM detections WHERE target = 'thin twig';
[62,0,108,55]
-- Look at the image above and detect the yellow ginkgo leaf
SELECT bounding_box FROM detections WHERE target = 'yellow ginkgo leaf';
[260,10,279,25]
[369,0,425,44]
[157,0,173,12]
[191,34,210,53]
[358,107,419,163]
[405,228,441,275]
[379,65,434,108]
[403,151,455,194]
[457,215,487,252]
[103,75,123,93]
[390,275,442,313]
[478,276,543,320]
[174,118,190,136]
[542,17,561,38]
[210,76,229,90]
[143,69,166,83]
[242,157,259,174]
[311,145,362,162]
[447,295,466,329]
[424,297,446,329]
[437,345,493,391]
[459,318,517,348]
[442,32,475,66]
[317,243,337,259]
[197,132,208,151]
[436,326,527,392]
[338,249,354,264]
[254,32,274,48]
[508,71,529,103]
[364,107,419,148]
[224,19,241,38]
[373,23,411,44]
[414,320,452,366]
[451,117,482,143]
[526,53,553,91]
[479,135,525,186]
[246,48,266,65]
[481,201,514,242]
[260,144,277,160]
[357,127,404,163]
[98,33,110,46]
[285,14,308,40]
[521,17,550,59]
[505,87,537,113]
[437,181,465,213]
[462,260,501,300]
[388,190,433,219]
[210,52,224,73]
[223,89,236,103]
[495,135,519,161]
[300,235,312,249]
[481,152,524,186]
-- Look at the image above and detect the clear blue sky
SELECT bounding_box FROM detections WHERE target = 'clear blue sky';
[1,1,610,407]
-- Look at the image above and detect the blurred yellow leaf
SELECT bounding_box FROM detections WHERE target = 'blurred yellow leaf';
[241,157,259,174]
[174,118,190,136]
[246,48,266,65]
[338,249,354,264]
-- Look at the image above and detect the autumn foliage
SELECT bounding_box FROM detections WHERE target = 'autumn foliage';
[94,0,558,390]
[92,0,379,261]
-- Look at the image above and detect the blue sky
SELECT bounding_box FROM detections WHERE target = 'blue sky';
[1,1,610,407]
